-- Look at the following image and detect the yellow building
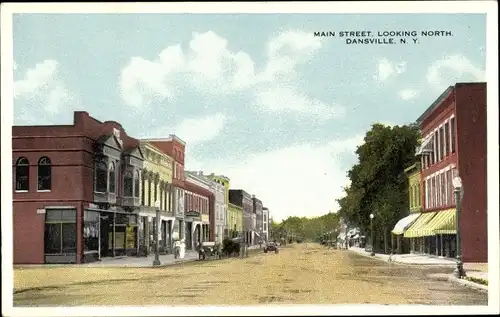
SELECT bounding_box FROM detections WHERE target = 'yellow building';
[228,203,243,237]
[405,163,422,213]
[208,174,231,237]
[138,141,174,254]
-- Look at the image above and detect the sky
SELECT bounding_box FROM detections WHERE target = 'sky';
[12,13,486,222]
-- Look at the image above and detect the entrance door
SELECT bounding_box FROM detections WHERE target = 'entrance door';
[100,215,110,258]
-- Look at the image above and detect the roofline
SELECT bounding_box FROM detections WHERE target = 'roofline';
[139,134,186,146]
[416,86,454,124]
[139,141,173,158]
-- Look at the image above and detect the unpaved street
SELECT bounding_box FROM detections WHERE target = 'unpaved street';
[14,243,487,306]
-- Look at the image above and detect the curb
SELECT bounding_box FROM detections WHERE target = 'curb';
[348,249,457,267]
[428,273,488,293]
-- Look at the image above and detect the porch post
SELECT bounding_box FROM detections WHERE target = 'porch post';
[112,213,116,257]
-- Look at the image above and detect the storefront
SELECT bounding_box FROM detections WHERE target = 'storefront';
[391,213,420,254]
[84,204,139,262]
[44,207,78,264]
[185,211,201,250]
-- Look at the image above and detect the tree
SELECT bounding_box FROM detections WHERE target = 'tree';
[336,123,420,253]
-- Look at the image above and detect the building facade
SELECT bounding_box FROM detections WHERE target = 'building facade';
[13,111,144,264]
[208,174,230,240]
[229,189,253,245]
[252,196,263,245]
[262,207,269,243]
[228,202,243,238]
[403,82,487,262]
[140,135,186,243]
[138,141,174,255]
[184,171,214,249]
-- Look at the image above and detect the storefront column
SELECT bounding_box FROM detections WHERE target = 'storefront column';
[112,213,116,257]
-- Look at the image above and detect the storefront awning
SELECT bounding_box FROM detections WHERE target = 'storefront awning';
[416,136,434,155]
[427,209,456,235]
[403,212,437,238]
[391,213,420,235]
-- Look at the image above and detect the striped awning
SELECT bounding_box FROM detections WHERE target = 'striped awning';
[403,212,437,238]
[391,213,420,235]
[416,136,434,155]
[432,209,457,235]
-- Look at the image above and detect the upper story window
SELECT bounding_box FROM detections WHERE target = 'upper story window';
[109,162,116,194]
[450,117,456,154]
[95,161,108,193]
[37,157,52,191]
[15,157,29,191]
[134,170,140,198]
[123,169,134,197]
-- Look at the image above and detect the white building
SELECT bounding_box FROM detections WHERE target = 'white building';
[212,180,226,243]
[262,207,270,243]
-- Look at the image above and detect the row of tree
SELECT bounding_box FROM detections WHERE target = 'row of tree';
[336,123,420,253]
[270,212,341,243]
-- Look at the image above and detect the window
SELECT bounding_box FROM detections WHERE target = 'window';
[431,177,436,209]
[37,157,52,191]
[15,157,29,191]
[450,117,456,153]
[446,169,452,205]
[44,209,77,254]
[109,162,116,194]
[433,131,438,164]
[440,173,446,207]
[134,170,140,198]
[444,122,450,156]
[437,174,442,207]
[84,210,99,252]
[141,173,146,205]
[123,170,133,197]
[154,178,158,203]
[159,187,163,210]
[439,126,445,161]
[147,178,152,206]
[95,161,108,193]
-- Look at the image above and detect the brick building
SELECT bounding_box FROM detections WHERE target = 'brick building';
[229,189,253,245]
[13,111,144,264]
[184,172,213,249]
[403,82,487,263]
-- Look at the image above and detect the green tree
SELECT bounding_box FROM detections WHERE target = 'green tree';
[336,123,420,253]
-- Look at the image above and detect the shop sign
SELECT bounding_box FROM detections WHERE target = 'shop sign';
[37,209,46,214]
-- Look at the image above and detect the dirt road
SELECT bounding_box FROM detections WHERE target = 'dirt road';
[13,243,487,306]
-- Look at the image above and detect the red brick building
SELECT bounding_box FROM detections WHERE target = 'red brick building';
[140,136,187,242]
[184,175,213,249]
[13,111,144,264]
[415,82,487,262]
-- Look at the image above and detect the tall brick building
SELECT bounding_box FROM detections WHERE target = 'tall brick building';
[13,111,144,264]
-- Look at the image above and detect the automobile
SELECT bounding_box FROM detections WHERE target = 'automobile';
[264,242,279,254]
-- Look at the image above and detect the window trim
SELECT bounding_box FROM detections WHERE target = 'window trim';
[37,156,52,192]
[109,161,116,194]
[94,160,108,194]
[15,157,30,192]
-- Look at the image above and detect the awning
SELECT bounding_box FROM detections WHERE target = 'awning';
[403,212,437,238]
[428,209,456,235]
[391,213,420,235]
[352,234,360,239]
[416,136,434,155]
[337,233,346,240]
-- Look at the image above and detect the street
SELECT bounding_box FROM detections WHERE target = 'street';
[14,243,487,306]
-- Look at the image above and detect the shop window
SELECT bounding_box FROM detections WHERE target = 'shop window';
[44,209,77,254]
[444,122,450,156]
[134,170,140,198]
[15,157,30,191]
[109,162,116,194]
[95,160,108,193]
[37,157,52,191]
[84,210,100,252]
[124,169,134,197]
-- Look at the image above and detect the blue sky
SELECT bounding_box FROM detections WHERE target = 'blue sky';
[12,13,486,221]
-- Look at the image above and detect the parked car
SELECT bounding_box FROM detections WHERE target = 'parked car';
[264,242,279,254]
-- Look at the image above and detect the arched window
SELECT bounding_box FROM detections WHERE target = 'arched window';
[109,162,116,194]
[94,161,108,193]
[134,170,140,198]
[37,157,52,191]
[15,157,30,191]
[123,169,134,197]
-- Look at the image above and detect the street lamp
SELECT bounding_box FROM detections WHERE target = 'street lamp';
[153,200,161,266]
[452,176,466,278]
[370,213,375,256]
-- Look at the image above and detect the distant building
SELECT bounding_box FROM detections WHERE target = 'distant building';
[262,207,270,243]
[184,172,213,249]
[252,195,263,245]
[229,189,253,245]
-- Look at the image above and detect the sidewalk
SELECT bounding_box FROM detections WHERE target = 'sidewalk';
[348,246,488,292]
[80,251,200,268]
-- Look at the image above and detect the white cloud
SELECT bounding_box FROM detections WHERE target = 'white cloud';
[254,86,345,119]
[373,58,407,82]
[193,134,364,222]
[398,88,419,100]
[14,60,76,123]
[426,54,485,91]
[171,113,227,145]
[119,30,333,119]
